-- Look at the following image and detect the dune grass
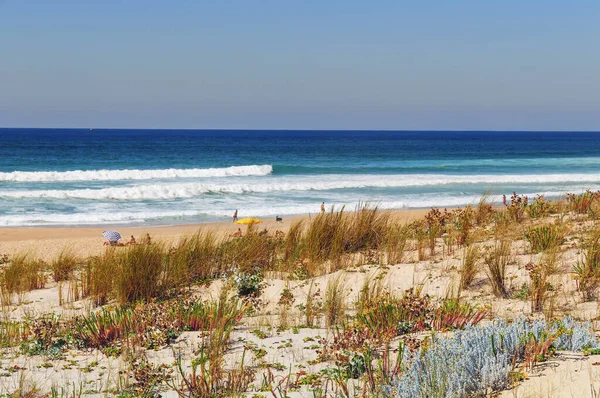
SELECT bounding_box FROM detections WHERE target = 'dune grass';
[7,194,600,396]
[81,251,115,306]
[324,275,347,328]
[51,248,79,283]
[484,240,511,298]
[0,253,45,305]
[574,230,600,301]
[384,223,410,265]
[459,244,480,290]
[528,249,559,313]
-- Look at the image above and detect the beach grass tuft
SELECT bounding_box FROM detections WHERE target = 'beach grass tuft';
[574,230,600,301]
[484,240,511,298]
[51,248,79,283]
[459,244,480,290]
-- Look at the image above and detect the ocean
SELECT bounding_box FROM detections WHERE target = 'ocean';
[0,129,599,227]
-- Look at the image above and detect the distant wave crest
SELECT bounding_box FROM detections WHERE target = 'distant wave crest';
[0,165,273,182]
[1,173,599,200]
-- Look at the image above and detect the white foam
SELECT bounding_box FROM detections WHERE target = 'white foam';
[0,165,273,182]
[0,210,204,227]
[0,190,574,227]
[1,173,598,200]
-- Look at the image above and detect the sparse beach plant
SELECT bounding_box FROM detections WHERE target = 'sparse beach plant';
[384,223,410,264]
[459,244,479,290]
[51,248,79,282]
[278,283,295,328]
[0,318,29,348]
[346,202,389,253]
[171,347,254,397]
[424,208,451,256]
[284,220,304,265]
[303,206,349,272]
[574,230,600,300]
[505,191,528,223]
[475,191,494,226]
[483,240,511,298]
[453,206,474,246]
[356,274,384,314]
[304,281,320,327]
[527,249,559,313]
[74,306,136,348]
[411,220,428,261]
[81,251,114,306]
[324,275,346,328]
[302,203,388,274]
[169,230,220,283]
[524,222,565,253]
[567,190,600,216]
[114,242,169,304]
[432,298,488,331]
[234,269,264,298]
[526,194,552,218]
[0,253,45,303]
[221,228,280,275]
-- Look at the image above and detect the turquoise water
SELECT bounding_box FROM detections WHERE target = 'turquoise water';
[0,129,599,227]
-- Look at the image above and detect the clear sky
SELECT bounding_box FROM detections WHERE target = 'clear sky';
[1,1,599,130]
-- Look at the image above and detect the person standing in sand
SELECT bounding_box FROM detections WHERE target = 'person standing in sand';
[321,202,325,214]
[233,209,238,222]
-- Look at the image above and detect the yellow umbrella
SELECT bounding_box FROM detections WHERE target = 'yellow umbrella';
[234,217,263,225]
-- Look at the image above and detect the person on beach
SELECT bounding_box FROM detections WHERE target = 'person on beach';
[230,228,242,238]
[233,209,238,222]
[321,202,325,214]
[128,235,137,245]
[142,233,152,245]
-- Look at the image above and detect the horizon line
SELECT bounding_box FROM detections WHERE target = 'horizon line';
[2,127,600,133]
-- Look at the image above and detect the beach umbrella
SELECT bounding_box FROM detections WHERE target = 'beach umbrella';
[102,230,122,242]
[234,217,263,225]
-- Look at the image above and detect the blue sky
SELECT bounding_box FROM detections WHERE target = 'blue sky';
[1,1,599,130]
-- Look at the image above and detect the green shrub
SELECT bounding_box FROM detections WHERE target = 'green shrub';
[524,223,565,253]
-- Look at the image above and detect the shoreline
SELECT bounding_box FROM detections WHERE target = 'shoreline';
[0,208,431,261]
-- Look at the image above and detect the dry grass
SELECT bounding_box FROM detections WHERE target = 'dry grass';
[0,253,45,304]
[171,230,221,282]
[384,223,410,264]
[459,244,480,290]
[484,240,511,298]
[51,248,79,282]
[304,281,319,327]
[284,220,304,265]
[324,275,347,328]
[81,251,115,306]
[528,249,560,313]
[114,242,173,304]
[356,274,384,314]
[574,230,600,301]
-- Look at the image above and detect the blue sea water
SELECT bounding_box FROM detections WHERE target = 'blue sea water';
[0,129,599,227]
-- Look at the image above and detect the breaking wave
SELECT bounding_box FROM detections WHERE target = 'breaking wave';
[0,173,597,200]
[0,165,273,182]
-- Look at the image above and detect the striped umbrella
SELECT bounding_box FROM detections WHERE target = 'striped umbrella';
[102,230,122,243]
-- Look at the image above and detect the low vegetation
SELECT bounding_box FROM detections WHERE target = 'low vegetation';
[3,192,600,396]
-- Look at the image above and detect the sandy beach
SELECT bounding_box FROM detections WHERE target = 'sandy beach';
[0,209,430,261]
[2,200,600,396]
